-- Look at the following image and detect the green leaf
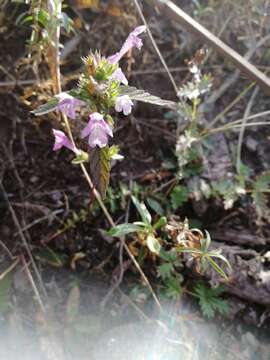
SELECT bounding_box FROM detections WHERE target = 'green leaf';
[71,151,89,164]
[31,98,59,116]
[207,256,229,280]
[157,262,174,280]
[193,283,229,319]
[164,276,182,298]
[108,223,142,237]
[131,196,152,225]
[146,197,164,216]
[210,253,232,272]
[170,185,189,209]
[119,86,177,109]
[15,11,32,26]
[89,146,111,199]
[146,234,161,254]
[37,8,50,27]
[159,249,178,262]
[153,216,167,230]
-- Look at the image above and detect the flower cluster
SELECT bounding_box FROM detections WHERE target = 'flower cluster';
[52,26,146,155]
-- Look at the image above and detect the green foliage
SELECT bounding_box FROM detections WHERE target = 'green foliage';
[170,185,189,209]
[16,0,74,59]
[107,223,143,237]
[252,171,270,219]
[108,196,164,254]
[157,262,174,280]
[163,275,183,298]
[71,151,89,164]
[131,195,152,225]
[193,283,229,319]
[146,197,164,216]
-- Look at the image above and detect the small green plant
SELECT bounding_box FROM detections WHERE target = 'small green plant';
[109,197,231,300]
[192,282,230,319]
[108,195,166,255]
[15,0,74,60]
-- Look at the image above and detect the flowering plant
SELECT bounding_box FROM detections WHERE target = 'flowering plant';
[33,26,176,197]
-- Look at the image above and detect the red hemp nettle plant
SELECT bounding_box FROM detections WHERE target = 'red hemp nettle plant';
[32,26,176,198]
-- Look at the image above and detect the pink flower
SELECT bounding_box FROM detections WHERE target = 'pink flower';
[108,25,146,64]
[110,68,128,85]
[115,95,133,115]
[81,112,113,148]
[56,92,85,119]
[52,129,80,154]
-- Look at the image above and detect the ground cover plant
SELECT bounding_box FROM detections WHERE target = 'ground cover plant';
[1,0,270,359]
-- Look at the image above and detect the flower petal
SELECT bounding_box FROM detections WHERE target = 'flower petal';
[52,129,79,154]
[82,112,113,148]
[115,95,133,116]
[108,25,146,64]
[55,93,85,119]
[111,68,128,85]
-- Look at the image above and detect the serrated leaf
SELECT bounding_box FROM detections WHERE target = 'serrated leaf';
[193,283,229,319]
[164,276,182,298]
[119,86,177,109]
[108,223,142,237]
[146,234,161,254]
[89,146,110,199]
[131,196,152,225]
[31,98,59,116]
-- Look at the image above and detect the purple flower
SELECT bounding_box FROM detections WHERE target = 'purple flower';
[115,95,133,115]
[56,92,85,120]
[81,112,113,148]
[108,25,146,64]
[52,129,80,154]
[110,68,128,85]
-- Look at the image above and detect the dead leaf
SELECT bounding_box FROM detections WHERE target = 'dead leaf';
[74,0,99,10]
